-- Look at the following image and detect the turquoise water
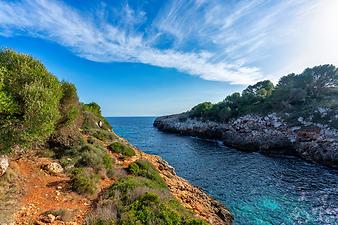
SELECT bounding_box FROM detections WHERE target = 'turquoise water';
[107,117,338,225]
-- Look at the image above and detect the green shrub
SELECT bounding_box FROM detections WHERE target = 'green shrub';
[91,176,209,225]
[93,129,115,141]
[103,154,115,178]
[120,192,207,225]
[108,176,167,200]
[128,159,166,187]
[48,81,83,149]
[0,49,63,152]
[70,168,99,194]
[77,144,115,176]
[78,148,104,170]
[108,142,135,157]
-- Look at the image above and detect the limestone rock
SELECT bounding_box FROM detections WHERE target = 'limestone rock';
[0,156,9,177]
[43,162,63,174]
[39,214,56,223]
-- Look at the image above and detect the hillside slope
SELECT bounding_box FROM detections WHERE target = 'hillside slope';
[0,49,232,225]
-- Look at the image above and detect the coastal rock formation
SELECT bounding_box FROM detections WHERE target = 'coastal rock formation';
[154,113,338,168]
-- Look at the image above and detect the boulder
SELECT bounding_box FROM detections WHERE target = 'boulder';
[39,214,56,223]
[98,120,103,128]
[43,162,63,174]
[0,156,9,177]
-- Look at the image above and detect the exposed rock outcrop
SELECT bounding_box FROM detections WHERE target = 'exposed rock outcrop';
[154,113,338,168]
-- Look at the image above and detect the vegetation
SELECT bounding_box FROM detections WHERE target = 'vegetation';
[82,102,112,131]
[70,168,99,194]
[87,163,209,225]
[0,49,62,152]
[128,159,166,187]
[48,81,83,149]
[108,142,136,157]
[187,65,338,127]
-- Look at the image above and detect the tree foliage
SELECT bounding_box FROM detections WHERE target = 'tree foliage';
[0,49,62,152]
[188,65,338,123]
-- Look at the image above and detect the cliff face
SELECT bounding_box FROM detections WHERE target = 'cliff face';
[154,113,338,168]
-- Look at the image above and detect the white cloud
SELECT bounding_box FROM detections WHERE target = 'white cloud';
[0,0,337,85]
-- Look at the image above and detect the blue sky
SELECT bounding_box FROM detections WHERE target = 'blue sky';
[0,0,337,116]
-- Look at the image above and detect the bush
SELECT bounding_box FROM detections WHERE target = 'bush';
[108,176,167,200]
[0,49,62,152]
[48,82,83,149]
[70,168,99,194]
[91,176,209,225]
[92,129,116,142]
[108,142,135,157]
[77,144,115,177]
[120,192,207,225]
[103,154,115,178]
[128,159,166,187]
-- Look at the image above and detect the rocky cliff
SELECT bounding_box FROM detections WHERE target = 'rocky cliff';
[154,113,338,168]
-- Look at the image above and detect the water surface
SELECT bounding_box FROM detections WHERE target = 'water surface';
[107,117,338,225]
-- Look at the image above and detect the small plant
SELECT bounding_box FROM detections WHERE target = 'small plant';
[93,130,115,141]
[70,168,99,194]
[128,159,166,187]
[103,154,115,178]
[76,144,115,178]
[108,142,135,157]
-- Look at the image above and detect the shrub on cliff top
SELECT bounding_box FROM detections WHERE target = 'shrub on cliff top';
[0,49,62,152]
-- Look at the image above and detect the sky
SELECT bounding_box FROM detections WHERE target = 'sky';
[0,0,337,116]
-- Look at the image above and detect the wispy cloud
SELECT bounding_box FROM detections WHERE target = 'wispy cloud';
[0,0,337,84]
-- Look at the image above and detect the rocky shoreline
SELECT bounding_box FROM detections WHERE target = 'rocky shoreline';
[116,135,233,225]
[140,152,233,225]
[154,113,338,168]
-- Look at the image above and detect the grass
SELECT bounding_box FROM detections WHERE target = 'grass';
[108,142,135,157]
